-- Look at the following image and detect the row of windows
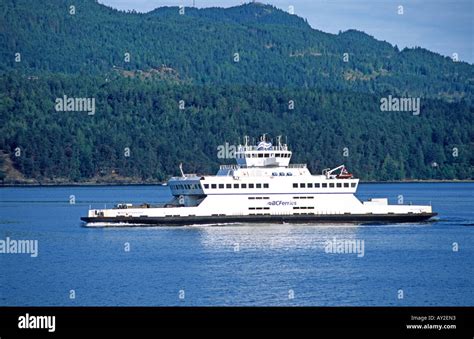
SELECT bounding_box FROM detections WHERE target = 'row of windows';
[272,172,293,176]
[172,182,356,190]
[248,197,270,200]
[204,183,270,189]
[292,182,356,189]
[249,207,271,210]
[293,196,314,199]
[171,184,202,190]
[236,153,291,159]
[293,206,315,210]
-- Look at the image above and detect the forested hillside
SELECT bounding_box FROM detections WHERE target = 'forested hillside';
[0,0,472,183]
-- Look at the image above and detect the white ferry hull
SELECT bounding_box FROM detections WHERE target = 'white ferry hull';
[81,212,437,226]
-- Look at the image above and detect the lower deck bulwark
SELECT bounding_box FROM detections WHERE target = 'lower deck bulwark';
[81,213,437,226]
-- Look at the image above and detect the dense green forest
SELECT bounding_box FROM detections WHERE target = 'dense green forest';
[0,0,473,183]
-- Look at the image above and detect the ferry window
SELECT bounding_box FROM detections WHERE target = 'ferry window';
[315,183,320,188]
[258,153,263,158]
[275,153,280,157]
[204,184,209,189]
[286,173,292,176]
[226,184,232,189]
[211,184,217,189]
[256,183,262,188]
[249,184,255,188]
[219,184,224,189]
[241,184,247,188]
[308,183,313,188]
[329,183,335,188]
[279,172,285,176]
[264,153,269,158]
[272,172,278,176]
[344,183,349,188]
[234,184,239,189]
[322,183,327,188]
[336,183,342,188]
[263,183,269,188]
[300,183,306,188]
[351,183,356,188]
[252,153,257,158]
[293,183,298,188]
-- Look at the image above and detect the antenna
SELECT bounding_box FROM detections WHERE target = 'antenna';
[179,163,185,177]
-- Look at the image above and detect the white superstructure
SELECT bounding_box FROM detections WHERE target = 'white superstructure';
[82,135,436,226]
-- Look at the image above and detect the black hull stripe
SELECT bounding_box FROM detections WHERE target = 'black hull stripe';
[81,213,437,226]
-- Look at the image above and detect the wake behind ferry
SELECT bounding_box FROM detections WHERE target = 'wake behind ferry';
[81,135,437,226]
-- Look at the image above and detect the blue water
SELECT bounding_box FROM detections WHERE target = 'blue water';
[0,183,473,306]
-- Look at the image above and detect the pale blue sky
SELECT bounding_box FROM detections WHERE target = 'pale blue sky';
[98,0,473,63]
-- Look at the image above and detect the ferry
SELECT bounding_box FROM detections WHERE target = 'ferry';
[81,135,437,226]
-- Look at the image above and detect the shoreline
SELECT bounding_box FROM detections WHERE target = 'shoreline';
[1,179,473,187]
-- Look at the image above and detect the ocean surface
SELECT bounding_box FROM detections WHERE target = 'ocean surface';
[0,183,473,306]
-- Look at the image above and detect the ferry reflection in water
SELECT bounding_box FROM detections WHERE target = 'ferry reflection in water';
[194,224,364,251]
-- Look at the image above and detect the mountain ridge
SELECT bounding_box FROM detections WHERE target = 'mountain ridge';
[1,0,472,102]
